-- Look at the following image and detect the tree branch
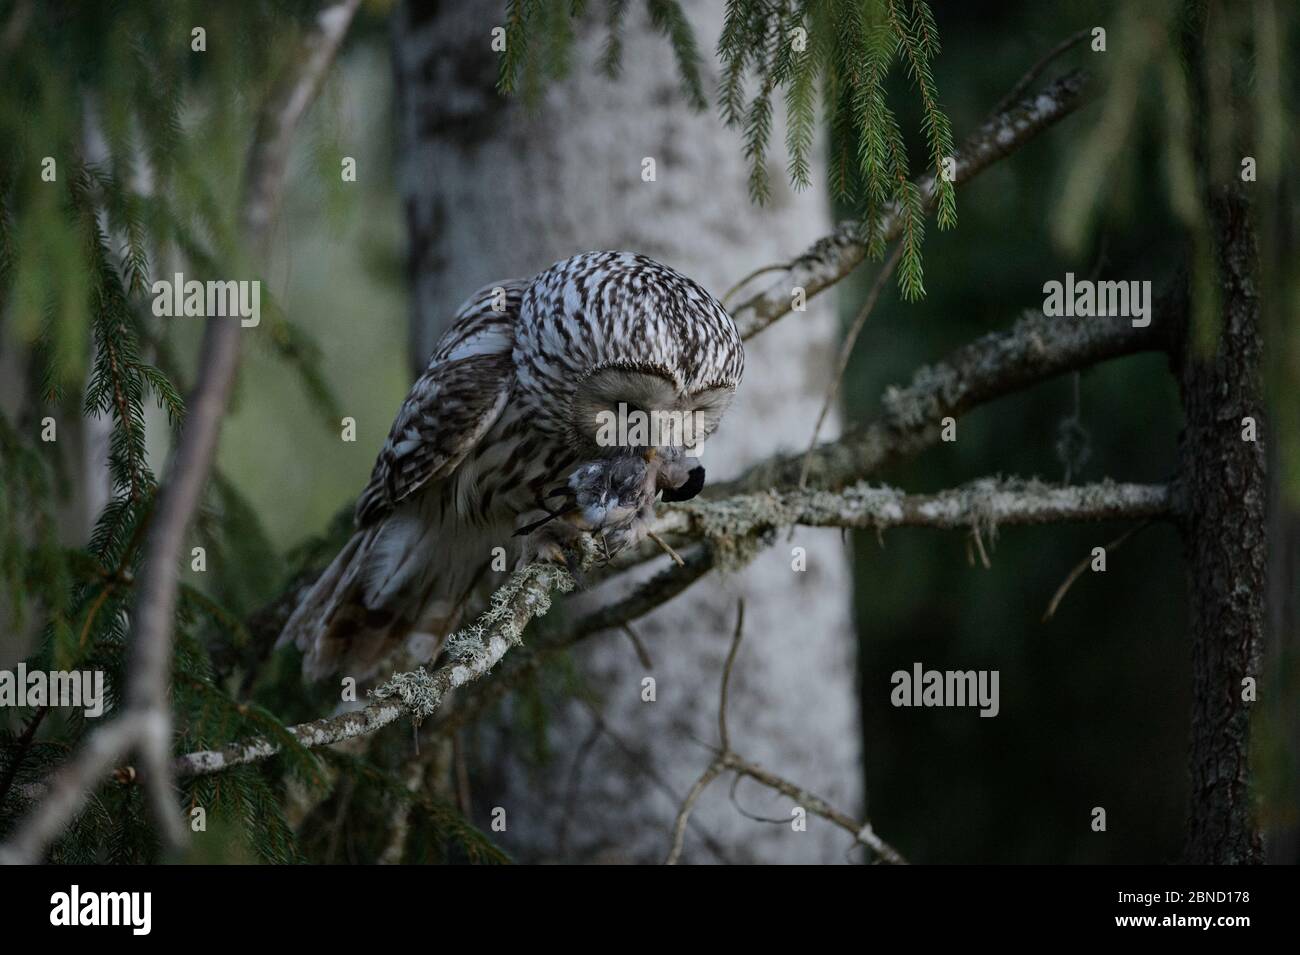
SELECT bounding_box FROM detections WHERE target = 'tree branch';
[438,475,1172,743]
[157,474,1169,783]
[731,70,1093,340]
[713,306,1174,498]
[663,477,1176,541]
[174,561,574,777]
[171,290,1179,778]
[721,752,907,865]
[665,602,904,864]
[0,0,362,865]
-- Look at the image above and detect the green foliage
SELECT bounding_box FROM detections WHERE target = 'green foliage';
[720,0,954,300]
[0,1,502,865]
[1052,0,1289,348]
[646,0,709,109]
[305,751,512,865]
[1053,0,1298,513]
[501,0,706,109]
[496,0,955,300]
[0,415,71,633]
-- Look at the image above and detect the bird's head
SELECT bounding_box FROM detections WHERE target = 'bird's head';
[566,363,733,494]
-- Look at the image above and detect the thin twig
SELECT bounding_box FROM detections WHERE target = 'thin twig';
[1042,519,1151,622]
[646,529,686,567]
[721,261,793,309]
[663,758,726,865]
[664,598,904,864]
[620,623,654,670]
[724,754,907,864]
[664,600,745,865]
[992,28,1092,115]
[798,241,905,489]
[727,773,789,825]
[577,699,733,864]
[969,525,992,569]
[718,601,744,752]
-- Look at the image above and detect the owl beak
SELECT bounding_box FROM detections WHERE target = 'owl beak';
[661,465,705,503]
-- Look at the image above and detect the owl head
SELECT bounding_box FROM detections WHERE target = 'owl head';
[566,362,736,463]
[515,250,744,480]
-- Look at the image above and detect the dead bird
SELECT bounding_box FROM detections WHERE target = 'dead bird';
[517,446,705,565]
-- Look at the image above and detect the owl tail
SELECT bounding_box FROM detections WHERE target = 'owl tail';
[276,525,406,681]
[278,505,492,681]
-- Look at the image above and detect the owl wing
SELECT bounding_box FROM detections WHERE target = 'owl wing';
[354,280,526,527]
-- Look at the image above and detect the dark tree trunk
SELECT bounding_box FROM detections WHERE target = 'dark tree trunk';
[1175,186,1265,864]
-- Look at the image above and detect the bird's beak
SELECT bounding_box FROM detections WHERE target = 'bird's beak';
[661,464,706,502]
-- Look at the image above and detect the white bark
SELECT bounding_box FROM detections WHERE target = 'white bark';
[395,0,861,862]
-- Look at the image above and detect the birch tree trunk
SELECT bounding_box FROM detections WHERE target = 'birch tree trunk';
[394,0,862,862]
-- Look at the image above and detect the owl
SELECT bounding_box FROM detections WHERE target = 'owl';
[279,251,745,679]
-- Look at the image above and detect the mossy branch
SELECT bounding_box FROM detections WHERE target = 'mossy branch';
[174,560,575,777]
[159,471,1171,783]
[661,478,1175,552]
[716,301,1174,499]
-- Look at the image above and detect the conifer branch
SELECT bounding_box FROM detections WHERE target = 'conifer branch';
[0,0,362,866]
[731,69,1092,339]
[205,292,1179,780]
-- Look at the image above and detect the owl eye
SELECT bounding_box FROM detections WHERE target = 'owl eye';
[573,367,679,450]
[685,388,735,443]
[583,401,644,430]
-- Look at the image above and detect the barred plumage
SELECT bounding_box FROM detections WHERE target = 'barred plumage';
[279,251,744,679]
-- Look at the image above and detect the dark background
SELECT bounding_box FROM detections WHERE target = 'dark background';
[847,0,1197,863]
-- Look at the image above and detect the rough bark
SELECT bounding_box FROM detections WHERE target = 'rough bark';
[394,0,860,863]
[1175,187,1265,864]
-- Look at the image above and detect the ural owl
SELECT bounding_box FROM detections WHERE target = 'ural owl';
[279,251,745,679]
